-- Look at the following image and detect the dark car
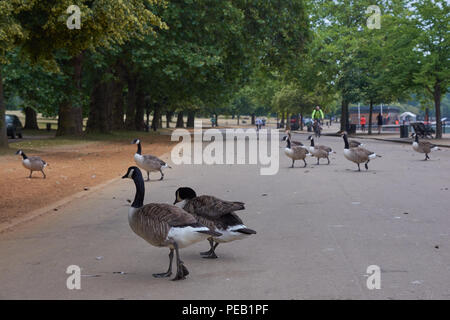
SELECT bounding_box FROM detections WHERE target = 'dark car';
[5,114,23,139]
[290,115,300,130]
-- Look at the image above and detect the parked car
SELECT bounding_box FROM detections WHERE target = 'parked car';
[5,114,23,139]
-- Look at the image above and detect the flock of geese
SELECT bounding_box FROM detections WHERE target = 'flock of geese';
[13,131,441,281]
[15,138,256,281]
[283,131,440,171]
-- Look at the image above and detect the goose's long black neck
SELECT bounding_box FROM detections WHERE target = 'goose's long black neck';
[21,152,28,160]
[286,138,291,149]
[136,143,142,155]
[343,135,349,149]
[131,172,145,208]
[310,138,315,147]
[414,135,419,143]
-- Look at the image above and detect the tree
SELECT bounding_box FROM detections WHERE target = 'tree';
[0,1,33,149]
[408,0,449,138]
[9,0,166,136]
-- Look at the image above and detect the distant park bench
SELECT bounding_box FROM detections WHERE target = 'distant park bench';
[411,122,434,139]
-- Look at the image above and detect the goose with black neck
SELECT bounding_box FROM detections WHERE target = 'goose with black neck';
[122,166,221,281]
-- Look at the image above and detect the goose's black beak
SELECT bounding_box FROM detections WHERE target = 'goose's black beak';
[122,174,128,179]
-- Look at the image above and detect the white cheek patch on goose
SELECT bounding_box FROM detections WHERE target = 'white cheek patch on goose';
[128,169,135,178]
[135,139,140,144]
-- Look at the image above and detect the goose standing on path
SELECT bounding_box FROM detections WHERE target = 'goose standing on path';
[15,150,48,178]
[307,137,331,165]
[132,139,171,181]
[341,132,381,171]
[412,133,440,160]
[284,135,309,167]
[173,187,256,259]
[307,136,334,153]
[122,166,221,280]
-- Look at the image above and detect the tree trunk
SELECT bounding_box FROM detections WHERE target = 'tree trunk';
[237,115,240,125]
[300,113,304,131]
[111,80,125,130]
[134,89,145,131]
[86,74,115,133]
[340,99,349,132]
[187,110,195,128]
[434,81,442,139]
[280,112,285,127]
[166,111,173,128]
[368,99,374,135]
[151,103,161,131]
[145,107,151,131]
[176,111,184,128]
[251,113,255,125]
[125,75,137,130]
[0,68,7,149]
[23,107,39,130]
[57,54,84,136]
[112,62,126,130]
[214,113,218,127]
[285,112,291,130]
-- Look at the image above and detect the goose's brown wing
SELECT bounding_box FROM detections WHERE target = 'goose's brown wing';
[291,140,304,146]
[184,196,245,219]
[138,203,197,227]
[353,147,374,158]
[142,154,166,166]
[419,141,435,153]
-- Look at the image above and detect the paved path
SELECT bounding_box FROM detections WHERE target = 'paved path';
[1,133,449,299]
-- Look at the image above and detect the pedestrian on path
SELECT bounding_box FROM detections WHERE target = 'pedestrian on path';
[360,115,366,132]
[377,113,383,134]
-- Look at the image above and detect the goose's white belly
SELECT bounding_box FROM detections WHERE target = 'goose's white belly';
[284,148,294,158]
[167,226,211,248]
[343,149,355,161]
[214,225,250,243]
[22,159,32,170]
[412,142,422,152]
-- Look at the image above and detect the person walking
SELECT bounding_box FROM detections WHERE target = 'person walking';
[311,106,324,125]
[360,115,366,132]
[376,112,383,134]
[255,117,261,131]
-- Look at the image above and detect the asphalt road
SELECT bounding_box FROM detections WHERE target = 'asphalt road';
[1,132,449,299]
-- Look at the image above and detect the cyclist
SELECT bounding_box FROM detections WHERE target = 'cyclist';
[311,106,324,125]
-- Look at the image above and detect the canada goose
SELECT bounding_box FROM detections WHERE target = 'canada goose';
[15,150,47,178]
[122,166,221,280]
[412,133,440,160]
[173,187,256,259]
[341,132,381,171]
[132,139,171,181]
[282,131,303,146]
[307,136,334,153]
[307,138,331,165]
[284,135,309,167]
